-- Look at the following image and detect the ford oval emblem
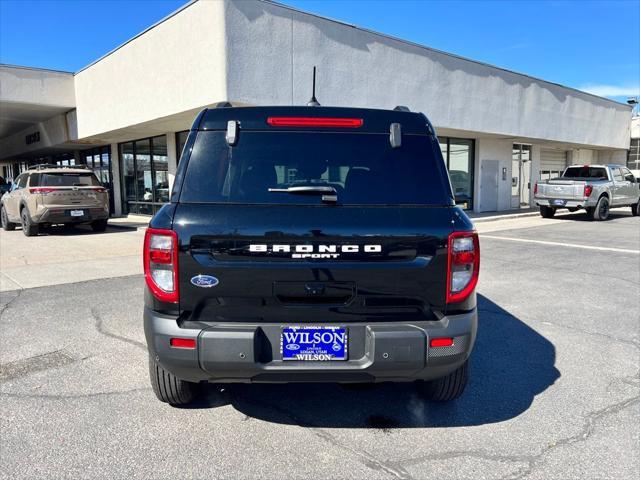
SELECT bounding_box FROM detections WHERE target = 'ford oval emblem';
[285,344,300,351]
[190,275,219,288]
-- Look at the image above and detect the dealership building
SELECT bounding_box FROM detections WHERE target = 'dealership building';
[0,0,633,216]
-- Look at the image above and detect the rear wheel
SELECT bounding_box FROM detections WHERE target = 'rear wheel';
[149,356,200,406]
[91,219,108,232]
[1,205,16,231]
[632,202,639,217]
[592,196,610,221]
[540,205,556,218]
[20,208,39,236]
[417,360,469,402]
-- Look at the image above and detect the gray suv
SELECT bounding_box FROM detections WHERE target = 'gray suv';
[1,165,110,236]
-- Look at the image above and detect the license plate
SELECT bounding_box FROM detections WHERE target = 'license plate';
[552,199,566,206]
[70,210,84,217]
[281,326,347,361]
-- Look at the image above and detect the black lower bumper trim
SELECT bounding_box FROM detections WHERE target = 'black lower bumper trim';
[144,307,477,383]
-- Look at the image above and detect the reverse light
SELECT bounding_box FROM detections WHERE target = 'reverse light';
[170,338,196,349]
[29,187,56,194]
[584,185,593,197]
[446,231,480,304]
[430,338,454,348]
[143,228,179,303]
[267,117,364,128]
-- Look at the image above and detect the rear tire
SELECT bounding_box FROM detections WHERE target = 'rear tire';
[149,356,200,406]
[91,219,108,232]
[1,205,16,231]
[592,196,610,221]
[20,208,39,237]
[417,360,469,402]
[540,205,556,218]
[632,202,639,217]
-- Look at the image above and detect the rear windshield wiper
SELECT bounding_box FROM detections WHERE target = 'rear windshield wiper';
[268,186,338,203]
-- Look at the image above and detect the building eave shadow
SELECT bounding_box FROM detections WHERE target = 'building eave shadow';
[192,295,559,428]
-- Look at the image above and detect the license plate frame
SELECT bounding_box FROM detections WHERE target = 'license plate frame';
[552,199,566,207]
[281,326,348,361]
[70,210,85,217]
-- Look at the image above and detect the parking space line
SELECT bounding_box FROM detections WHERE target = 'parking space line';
[481,235,640,254]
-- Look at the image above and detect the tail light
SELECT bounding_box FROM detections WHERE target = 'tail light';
[91,187,107,193]
[584,185,593,197]
[534,183,538,195]
[143,228,179,303]
[29,187,56,194]
[447,231,480,304]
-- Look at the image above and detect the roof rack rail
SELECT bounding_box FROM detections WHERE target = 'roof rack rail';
[214,102,233,108]
[28,164,89,171]
[393,106,411,112]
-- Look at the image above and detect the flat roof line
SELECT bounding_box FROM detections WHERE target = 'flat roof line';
[75,0,199,75]
[264,0,630,108]
[0,63,74,75]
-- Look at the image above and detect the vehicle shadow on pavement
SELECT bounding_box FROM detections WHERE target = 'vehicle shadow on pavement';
[195,295,560,428]
[20,224,138,236]
[554,210,632,222]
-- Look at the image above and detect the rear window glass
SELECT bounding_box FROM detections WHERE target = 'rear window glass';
[562,166,608,179]
[180,131,452,205]
[39,173,100,187]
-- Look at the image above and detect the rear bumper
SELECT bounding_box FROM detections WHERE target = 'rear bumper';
[534,197,596,208]
[144,307,477,383]
[33,207,109,224]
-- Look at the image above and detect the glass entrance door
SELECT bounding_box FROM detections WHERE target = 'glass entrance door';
[512,144,532,208]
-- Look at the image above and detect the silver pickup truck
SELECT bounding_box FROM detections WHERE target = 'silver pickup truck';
[534,164,640,220]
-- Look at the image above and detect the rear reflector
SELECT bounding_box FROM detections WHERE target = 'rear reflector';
[430,338,454,348]
[267,117,364,128]
[170,338,196,349]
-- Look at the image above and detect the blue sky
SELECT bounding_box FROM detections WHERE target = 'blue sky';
[0,0,638,102]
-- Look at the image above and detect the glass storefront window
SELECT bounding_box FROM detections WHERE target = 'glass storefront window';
[153,136,169,204]
[119,135,171,215]
[176,131,189,164]
[439,137,474,210]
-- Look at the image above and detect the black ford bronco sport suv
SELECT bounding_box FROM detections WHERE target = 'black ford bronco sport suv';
[144,105,479,406]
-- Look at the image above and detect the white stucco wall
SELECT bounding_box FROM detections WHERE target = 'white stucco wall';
[73,0,228,139]
[631,116,640,139]
[223,0,631,150]
[0,65,75,108]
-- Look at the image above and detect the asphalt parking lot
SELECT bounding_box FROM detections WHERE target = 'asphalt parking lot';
[1,211,639,479]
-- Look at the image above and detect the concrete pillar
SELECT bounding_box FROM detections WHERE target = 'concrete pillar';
[73,150,81,165]
[166,132,178,194]
[110,142,123,216]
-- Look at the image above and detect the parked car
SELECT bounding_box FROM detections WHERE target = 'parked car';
[144,105,479,406]
[534,164,640,220]
[0,165,110,236]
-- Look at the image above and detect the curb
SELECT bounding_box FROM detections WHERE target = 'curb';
[470,211,540,223]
